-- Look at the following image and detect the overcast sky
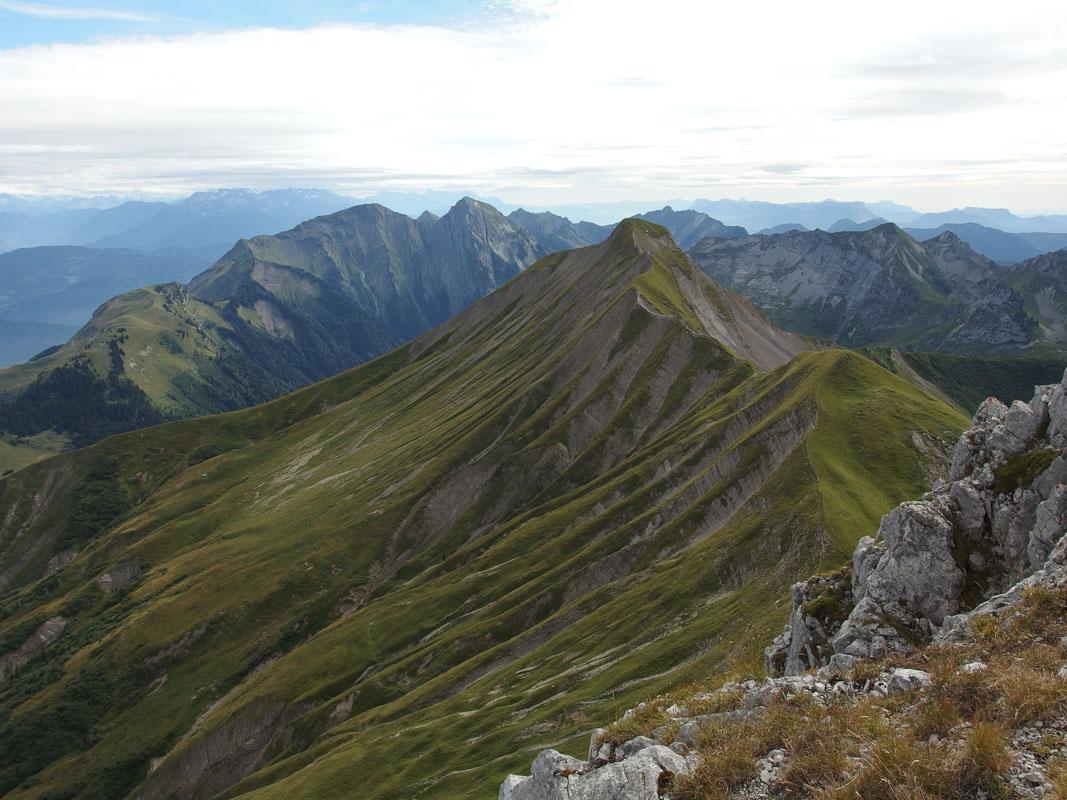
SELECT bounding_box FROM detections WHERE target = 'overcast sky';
[0,0,1065,212]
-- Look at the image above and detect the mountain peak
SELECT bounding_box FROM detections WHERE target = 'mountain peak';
[612,215,673,245]
[449,195,498,214]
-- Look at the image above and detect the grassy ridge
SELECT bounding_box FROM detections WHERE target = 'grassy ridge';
[0,224,965,800]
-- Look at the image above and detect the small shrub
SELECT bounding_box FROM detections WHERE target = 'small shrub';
[993,448,1058,495]
[911,699,959,740]
[997,664,1067,724]
[674,720,763,800]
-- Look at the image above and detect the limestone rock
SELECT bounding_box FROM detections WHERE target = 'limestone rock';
[500,744,691,800]
[863,500,963,624]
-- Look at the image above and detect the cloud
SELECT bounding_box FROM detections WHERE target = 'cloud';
[762,163,808,175]
[837,87,1011,119]
[0,0,157,21]
[0,0,1065,213]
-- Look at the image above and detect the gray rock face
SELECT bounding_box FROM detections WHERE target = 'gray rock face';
[769,369,1067,674]
[763,570,852,676]
[1009,249,1067,348]
[508,209,612,252]
[862,500,963,624]
[688,225,1036,351]
[179,197,545,397]
[500,744,690,800]
[98,559,143,592]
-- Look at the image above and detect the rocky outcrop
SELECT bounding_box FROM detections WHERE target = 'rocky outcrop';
[767,371,1067,674]
[499,734,697,800]
[98,559,143,592]
[0,615,66,684]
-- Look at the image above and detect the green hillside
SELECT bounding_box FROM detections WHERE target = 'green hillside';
[0,221,965,800]
[859,347,1067,414]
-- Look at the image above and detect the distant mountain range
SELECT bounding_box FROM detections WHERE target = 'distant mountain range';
[3,198,1067,474]
[906,206,1067,234]
[692,199,887,231]
[905,222,1067,266]
[0,189,359,256]
[3,189,1066,262]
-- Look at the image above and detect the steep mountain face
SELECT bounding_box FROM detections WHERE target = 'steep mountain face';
[508,208,613,251]
[0,221,964,800]
[187,197,541,367]
[0,245,209,329]
[1010,249,1067,346]
[689,225,1036,352]
[0,199,542,473]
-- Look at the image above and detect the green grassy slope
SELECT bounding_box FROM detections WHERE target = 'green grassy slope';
[0,221,965,800]
[859,347,1067,414]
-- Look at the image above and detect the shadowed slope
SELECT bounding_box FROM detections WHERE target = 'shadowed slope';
[0,221,964,800]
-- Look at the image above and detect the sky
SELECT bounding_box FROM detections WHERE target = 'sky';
[0,0,1065,213]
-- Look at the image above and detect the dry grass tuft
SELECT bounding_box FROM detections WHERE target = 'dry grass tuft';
[1048,759,1067,800]
[956,722,1011,796]
[598,702,668,746]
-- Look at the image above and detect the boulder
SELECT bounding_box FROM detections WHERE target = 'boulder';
[861,500,963,624]
[501,745,691,800]
[886,668,931,695]
[616,736,657,759]
[587,729,607,763]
